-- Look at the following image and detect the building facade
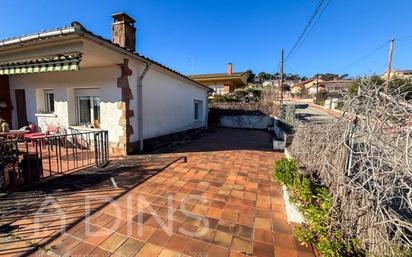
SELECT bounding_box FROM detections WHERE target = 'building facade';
[0,13,210,155]
[189,63,248,95]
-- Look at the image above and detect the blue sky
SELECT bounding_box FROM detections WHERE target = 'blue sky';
[0,0,411,77]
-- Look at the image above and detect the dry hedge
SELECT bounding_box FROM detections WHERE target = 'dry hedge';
[289,79,412,256]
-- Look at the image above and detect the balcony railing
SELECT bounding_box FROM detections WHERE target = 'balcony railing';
[0,130,109,190]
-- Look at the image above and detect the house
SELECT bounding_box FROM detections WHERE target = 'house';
[321,80,352,91]
[262,79,295,88]
[290,77,325,95]
[188,63,248,95]
[290,77,352,95]
[0,13,210,155]
[381,69,412,80]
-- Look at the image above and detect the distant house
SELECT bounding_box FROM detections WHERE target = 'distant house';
[0,13,210,155]
[381,69,412,80]
[291,77,352,95]
[189,63,248,95]
[291,77,325,95]
[322,80,352,91]
[262,79,295,88]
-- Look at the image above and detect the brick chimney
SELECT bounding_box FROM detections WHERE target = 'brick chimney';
[227,63,233,76]
[111,13,136,52]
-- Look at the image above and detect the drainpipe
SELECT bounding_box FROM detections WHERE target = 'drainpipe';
[137,63,150,152]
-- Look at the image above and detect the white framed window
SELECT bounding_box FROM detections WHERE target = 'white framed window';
[194,100,202,121]
[215,87,224,95]
[44,89,55,113]
[210,85,224,95]
[75,89,100,128]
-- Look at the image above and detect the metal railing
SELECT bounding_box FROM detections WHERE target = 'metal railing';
[0,130,109,189]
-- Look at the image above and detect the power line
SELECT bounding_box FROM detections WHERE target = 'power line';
[284,62,299,74]
[285,0,326,60]
[340,40,390,72]
[286,0,332,60]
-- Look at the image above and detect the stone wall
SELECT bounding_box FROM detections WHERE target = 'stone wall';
[116,59,134,155]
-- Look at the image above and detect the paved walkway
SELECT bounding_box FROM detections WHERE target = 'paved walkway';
[0,128,314,257]
[294,104,335,125]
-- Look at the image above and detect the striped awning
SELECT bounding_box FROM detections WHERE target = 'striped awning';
[0,53,82,75]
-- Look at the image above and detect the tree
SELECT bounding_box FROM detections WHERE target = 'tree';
[244,69,255,83]
[282,84,291,91]
[316,73,339,81]
[388,77,412,100]
[348,79,360,97]
[257,72,274,81]
[348,75,411,100]
[339,74,349,80]
[284,73,301,81]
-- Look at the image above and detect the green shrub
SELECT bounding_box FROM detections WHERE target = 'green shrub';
[210,93,240,103]
[315,91,328,105]
[318,98,325,106]
[233,88,248,99]
[335,101,344,110]
[273,158,298,188]
[273,158,364,257]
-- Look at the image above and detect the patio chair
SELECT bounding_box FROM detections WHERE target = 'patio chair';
[46,125,60,136]
[45,125,62,150]
[27,123,37,133]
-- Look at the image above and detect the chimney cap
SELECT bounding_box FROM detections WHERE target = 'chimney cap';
[112,12,136,24]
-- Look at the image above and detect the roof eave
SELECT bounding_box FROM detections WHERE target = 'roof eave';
[0,25,210,92]
[77,31,210,91]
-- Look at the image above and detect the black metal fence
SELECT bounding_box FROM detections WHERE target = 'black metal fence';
[0,130,109,190]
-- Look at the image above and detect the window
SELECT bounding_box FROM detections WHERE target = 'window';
[44,90,55,113]
[76,96,100,127]
[74,89,100,127]
[77,96,101,126]
[194,100,202,121]
[211,85,224,95]
[216,87,224,95]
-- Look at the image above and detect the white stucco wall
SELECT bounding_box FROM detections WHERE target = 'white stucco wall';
[128,60,209,142]
[7,55,208,148]
[8,66,123,143]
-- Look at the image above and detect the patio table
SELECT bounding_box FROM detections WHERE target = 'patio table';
[24,132,47,148]
[0,130,29,140]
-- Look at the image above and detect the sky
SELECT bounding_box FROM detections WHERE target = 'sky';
[0,0,411,77]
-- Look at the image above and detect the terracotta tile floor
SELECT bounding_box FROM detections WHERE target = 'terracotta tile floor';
[0,128,315,257]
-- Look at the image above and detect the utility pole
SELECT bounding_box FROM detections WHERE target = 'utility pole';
[279,48,284,104]
[387,38,395,81]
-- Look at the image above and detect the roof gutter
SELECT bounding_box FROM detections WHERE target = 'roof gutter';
[0,27,76,47]
[138,63,150,152]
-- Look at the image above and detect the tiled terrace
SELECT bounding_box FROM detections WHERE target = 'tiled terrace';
[0,128,314,257]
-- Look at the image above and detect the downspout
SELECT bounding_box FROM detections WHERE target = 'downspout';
[138,63,150,152]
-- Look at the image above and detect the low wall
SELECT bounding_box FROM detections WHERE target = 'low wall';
[128,127,205,153]
[219,115,273,129]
